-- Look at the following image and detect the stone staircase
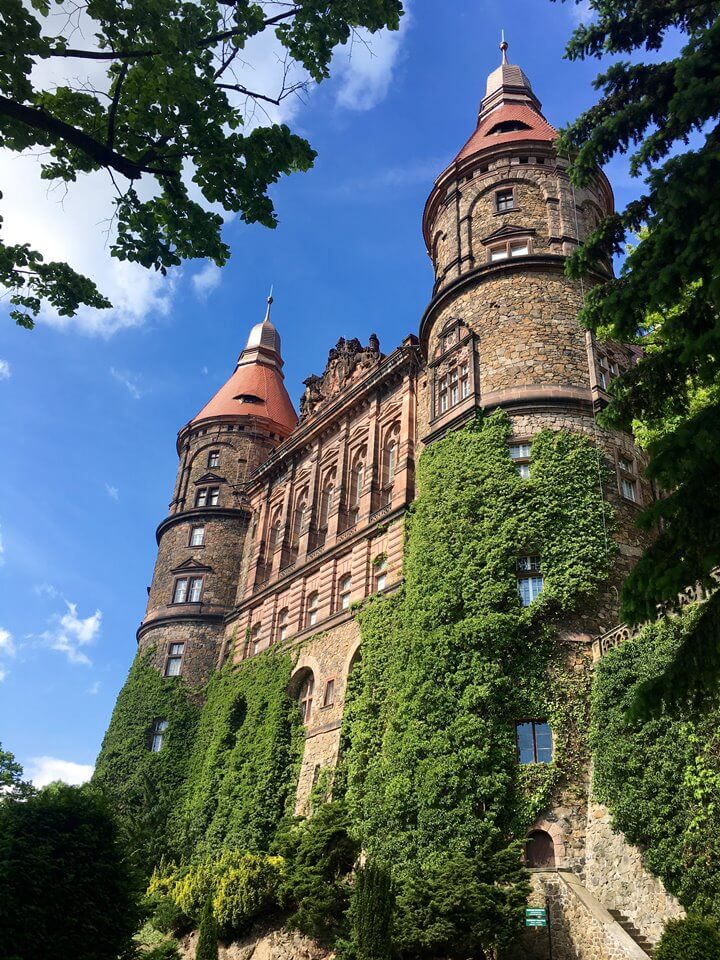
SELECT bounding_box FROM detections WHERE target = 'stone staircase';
[608,910,656,957]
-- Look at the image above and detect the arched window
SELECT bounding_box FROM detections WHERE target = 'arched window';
[306,591,319,628]
[317,478,335,546]
[349,453,365,522]
[276,607,289,643]
[291,497,307,553]
[267,510,282,556]
[338,574,352,611]
[381,427,399,506]
[525,830,556,868]
[298,673,314,723]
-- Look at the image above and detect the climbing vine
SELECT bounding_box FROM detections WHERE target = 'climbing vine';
[341,411,615,874]
[591,606,720,921]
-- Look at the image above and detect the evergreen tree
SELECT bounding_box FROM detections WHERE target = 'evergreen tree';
[555,0,720,692]
[195,899,219,960]
[351,862,394,960]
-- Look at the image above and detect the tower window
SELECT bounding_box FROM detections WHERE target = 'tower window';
[150,719,168,753]
[509,442,531,479]
[489,239,531,262]
[164,642,185,677]
[277,607,289,643]
[460,363,470,399]
[496,188,514,212]
[323,679,335,708]
[172,577,203,604]
[618,456,638,503]
[338,574,352,611]
[189,525,205,547]
[438,376,449,413]
[207,450,220,468]
[449,366,459,406]
[516,556,543,606]
[306,591,319,628]
[195,486,220,508]
[516,721,553,764]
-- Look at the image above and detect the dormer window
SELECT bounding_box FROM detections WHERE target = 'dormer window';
[235,393,262,404]
[496,188,514,212]
[487,119,532,135]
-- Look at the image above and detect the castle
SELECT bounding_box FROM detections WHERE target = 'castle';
[127,42,685,958]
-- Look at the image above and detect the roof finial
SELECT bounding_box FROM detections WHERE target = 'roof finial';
[264,285,273,323]
[500,30,509,64]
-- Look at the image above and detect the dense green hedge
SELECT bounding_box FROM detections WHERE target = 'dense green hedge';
[340,412,615,873]
[591,607,720,920]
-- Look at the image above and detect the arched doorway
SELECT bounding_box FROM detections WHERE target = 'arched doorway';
[525,829,556,868]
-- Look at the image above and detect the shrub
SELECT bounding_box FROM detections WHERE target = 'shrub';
[144,943,181,960]
[656,917,720,960]
[213,853,284,935]
[350,861,394,960]
[151,894,192,935]
[195,899,219,960]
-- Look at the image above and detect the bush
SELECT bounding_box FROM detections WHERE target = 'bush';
[213,853,284,935]
[195,899,219,960]
[350,861,394,960]
[144,943,181,960]
[0,782,142,960]
[656,917,720,960]
[151,894,192,935]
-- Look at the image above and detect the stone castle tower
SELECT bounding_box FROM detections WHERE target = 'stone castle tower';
[131,42,682,956]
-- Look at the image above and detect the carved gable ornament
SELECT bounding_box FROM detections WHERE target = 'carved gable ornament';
[171,557,212,574]
[193,472,226,485]
[481,223,536,246]
[299,335,385,422]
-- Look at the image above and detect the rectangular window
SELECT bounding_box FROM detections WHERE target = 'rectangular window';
[496,189,514,212]
[172,578,188,604]
[151,719,168,753]
[190,525,205,547]
[323,679,335,708]
[618,456,633,474]
[164,642,185,677]
[509,240,529,257]
[208,451,220,468]
[375,558,388,593]
[188,577,203,603]
[208,487,220,506]
[516,556,543,606]
[195,489,208,508]
[438,377,448,413]
[460,363,470,399]
[490,244,509,262]
[509,442,531,479]
[516,721,553,764]
[449,367,459,406]
[339,574,352,611]
[621,477,637,502]
[609,361,619,376]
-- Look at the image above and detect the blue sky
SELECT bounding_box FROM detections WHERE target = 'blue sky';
[0,0,655,785]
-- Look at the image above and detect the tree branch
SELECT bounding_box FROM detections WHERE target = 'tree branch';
[0,93,155,180]
[106,62,128,149]
[48,7,300,61]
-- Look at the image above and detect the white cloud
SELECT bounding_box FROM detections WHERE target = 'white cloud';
[41,601,102,666]
[105,483,119,501]
[110,366,142,399]
[33,582,60,600]
[25,756,94,789]
[192,261,222,299]
[87,680,101,695]
[0,628,16,658]
[0,360,10,380]
[333,9,412,112]
[0,666,5,682]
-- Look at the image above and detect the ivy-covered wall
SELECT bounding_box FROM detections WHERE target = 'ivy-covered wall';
[94,648,303,869]
[340,411,616,875]
[591,606,720,921]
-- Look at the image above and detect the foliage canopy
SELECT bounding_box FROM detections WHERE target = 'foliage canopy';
[1,0,403,326]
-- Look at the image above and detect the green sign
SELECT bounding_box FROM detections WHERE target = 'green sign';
[525,907,547,928]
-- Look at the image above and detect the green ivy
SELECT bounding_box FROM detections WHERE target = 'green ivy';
[591,607,720,920]
[93,651,201,870]
[341,411,615,872]
[170,651,304,859]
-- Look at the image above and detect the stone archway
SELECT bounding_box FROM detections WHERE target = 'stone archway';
[525,829,556,868]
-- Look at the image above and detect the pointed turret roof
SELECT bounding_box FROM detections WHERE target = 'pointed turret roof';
[453,38,556,163]
[191,295,298,437]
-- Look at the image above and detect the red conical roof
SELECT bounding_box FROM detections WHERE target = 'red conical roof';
[191,300,298,438]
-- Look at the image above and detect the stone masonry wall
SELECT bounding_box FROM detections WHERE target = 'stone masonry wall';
[585,798,684,945]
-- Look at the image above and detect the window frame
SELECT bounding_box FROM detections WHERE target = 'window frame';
[322,678,335,708]
[516,555,544,607]
[495,188,514,213]
[207,450,220,469]
[277,607,289,643]
[189,524,205,547]
[488,237,531,262]
[164,642,185,677]
[150,718,168,753]
[306,590,319,628]
[298,674,314,724]
[338,573,352,611]
[509,441,532,479]
[516,720,553,765]
[250,622,262,656]
[617,454,640,504]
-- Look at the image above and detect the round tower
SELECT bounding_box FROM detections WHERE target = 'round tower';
[137,297,298,686]
[419,42,650,595]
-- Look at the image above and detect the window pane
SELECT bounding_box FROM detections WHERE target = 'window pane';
[516,463,530,479]
[621,478,637,501]
[208,451,219,467]
[189,578,202,602]
[535,723,553,763]
[324,680,335,707]
[196,489,207,507]
[490,246,508,262]
[516,722,535,764]
[376,572,387,592]
[509,443,531,460]
[165,657,181,677]
[619,457,633,474]
[151,734,164,752]
[173,579,188,603]
[209,488,219,506]
[510,241,529,257]
[190,526,205,546]
[517,556,540,572]
[169,643,184,655]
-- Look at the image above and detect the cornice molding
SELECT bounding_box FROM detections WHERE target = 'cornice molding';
[156,506,250,545]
